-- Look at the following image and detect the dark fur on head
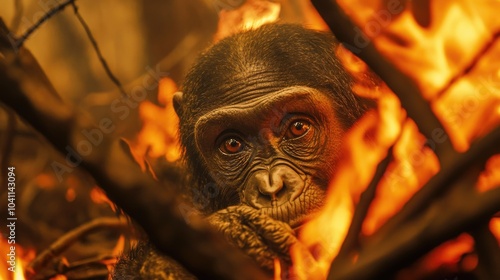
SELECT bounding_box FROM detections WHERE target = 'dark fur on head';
[175,24,373,213]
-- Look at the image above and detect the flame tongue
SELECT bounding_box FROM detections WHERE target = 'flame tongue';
[129,77,181,167]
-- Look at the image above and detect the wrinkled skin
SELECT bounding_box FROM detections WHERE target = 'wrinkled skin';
[113,24,373,278]
[193,86,345,229]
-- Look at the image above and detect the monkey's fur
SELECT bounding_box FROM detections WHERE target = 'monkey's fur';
[113,24,374,279]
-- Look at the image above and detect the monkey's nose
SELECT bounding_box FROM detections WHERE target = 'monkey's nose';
[244,165,305,208]
[255,171,283,204]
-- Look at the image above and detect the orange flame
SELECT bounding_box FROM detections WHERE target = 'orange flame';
[90,186,118,212]
[129,77,182,169]
[14,257,25,280]
[214,0,281,41]
[336,0,500,151]
[289,90,405,279]
[491,218,500,244]
[0,237,35,280]
[286,1,500,278]
[396,234,475,280]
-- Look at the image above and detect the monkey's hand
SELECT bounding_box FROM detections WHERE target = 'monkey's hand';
[206,205,297,271]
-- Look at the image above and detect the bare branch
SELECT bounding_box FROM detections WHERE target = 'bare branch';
[71,2,127,96]
[15,0,76,49]
[26,217,129,278]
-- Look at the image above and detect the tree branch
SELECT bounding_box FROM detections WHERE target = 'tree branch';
[71,2,127,96]
[26,217,129,278]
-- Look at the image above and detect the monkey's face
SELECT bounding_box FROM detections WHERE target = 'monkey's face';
[194,86,344,228]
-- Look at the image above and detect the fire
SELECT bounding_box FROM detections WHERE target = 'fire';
[363,119,440,235]
[101,234,129,274]
[129,77,182,169]
[0,237,35,280]
[286,1,500,279]
[289,91,405,279]
[214,0,281,41]
[396,234,475,280]
[335,0,500,151]
[477,155,500,193]
[14,258,25,280]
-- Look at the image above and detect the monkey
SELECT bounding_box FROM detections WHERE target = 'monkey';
[112,23,374,279]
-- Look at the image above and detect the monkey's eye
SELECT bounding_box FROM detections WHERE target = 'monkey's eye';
[219,137,245,154]
[285,120,311,139]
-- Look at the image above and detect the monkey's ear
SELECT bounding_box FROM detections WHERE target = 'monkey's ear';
[173,91,183,117]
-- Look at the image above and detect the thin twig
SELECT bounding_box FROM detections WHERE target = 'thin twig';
[65,254,116,269]
[10,0,127,96]
[71,2,127,96]
[26,217,129,278]
[32,255,115,280]
[15,0,76,49]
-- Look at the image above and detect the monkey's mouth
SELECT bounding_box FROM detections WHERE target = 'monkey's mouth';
[257,185,325,229]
